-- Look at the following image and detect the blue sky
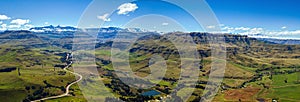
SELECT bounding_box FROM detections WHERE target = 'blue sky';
[207,0,300,30]
[0,0,300,38]
[0,0,91,27]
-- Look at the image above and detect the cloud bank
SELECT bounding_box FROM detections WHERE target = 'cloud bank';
[0,14,32,30]
[221,25,300,39]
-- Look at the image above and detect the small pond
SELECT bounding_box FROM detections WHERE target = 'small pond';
[141,90,161,96]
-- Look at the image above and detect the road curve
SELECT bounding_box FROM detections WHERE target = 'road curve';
[31,62,83,102]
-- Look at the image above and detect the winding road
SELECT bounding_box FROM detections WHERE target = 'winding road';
[31,62,83,102]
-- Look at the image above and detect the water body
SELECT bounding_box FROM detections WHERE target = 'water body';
[141,90,161,96]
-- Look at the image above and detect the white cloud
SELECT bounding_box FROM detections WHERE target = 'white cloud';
[221,25,300,39]
[10,19,30,25]
[117,3,138,15]
[97,13,111,21]
[0,24,7,31]
[265,30,300,35]
[24,24,34,29]
[222,25,263,34]
[219,24,225,27]
[7,24,34,30]
[8,24,21,29]
[0,15,11,20]
[44,22,49,25]
[1,24,7,28]
[245,28,264,34]
[206,25,215,29]
[30,29,44,32]
[0,21,2,24]
[234,27,251,31]
[281,26,287,29]
[162,22,169,26]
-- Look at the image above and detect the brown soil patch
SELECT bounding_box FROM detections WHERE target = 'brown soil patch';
[224,87,261,101]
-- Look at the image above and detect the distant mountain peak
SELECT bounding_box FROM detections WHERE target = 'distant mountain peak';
[29,25,77,32]
[29,25,153,33]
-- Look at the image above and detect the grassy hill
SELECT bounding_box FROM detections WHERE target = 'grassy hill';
[0,31,86,101]
[0,30,300,101]
[94,32,300,101]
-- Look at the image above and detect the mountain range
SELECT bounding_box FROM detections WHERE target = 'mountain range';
[1,25,300,45]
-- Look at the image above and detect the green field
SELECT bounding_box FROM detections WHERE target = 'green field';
[0,45,86,101]
[264,72,300,101]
